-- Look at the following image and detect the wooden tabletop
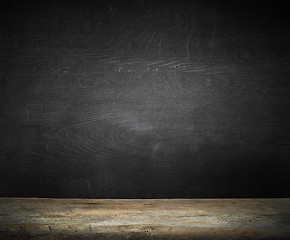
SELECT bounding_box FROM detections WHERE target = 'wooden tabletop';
[0,198,290,239]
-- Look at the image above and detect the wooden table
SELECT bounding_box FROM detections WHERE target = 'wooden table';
[0,198,289,239]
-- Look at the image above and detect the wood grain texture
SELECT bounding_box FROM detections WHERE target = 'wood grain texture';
[0,198,290,239]
[0,0,290,198]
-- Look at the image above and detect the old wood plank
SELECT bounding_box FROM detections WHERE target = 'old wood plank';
[0,198,290,239]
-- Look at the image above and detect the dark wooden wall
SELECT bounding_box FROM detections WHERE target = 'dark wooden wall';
[0,0,289,198]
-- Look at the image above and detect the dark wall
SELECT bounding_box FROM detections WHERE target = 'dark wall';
[0,0,289,198]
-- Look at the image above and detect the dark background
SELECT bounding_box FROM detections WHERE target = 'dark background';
[0,0,289,198]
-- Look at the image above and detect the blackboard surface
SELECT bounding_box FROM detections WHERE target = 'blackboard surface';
[0,0,290,198]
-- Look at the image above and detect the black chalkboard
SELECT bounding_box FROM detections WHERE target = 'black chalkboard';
[0,0,289,198]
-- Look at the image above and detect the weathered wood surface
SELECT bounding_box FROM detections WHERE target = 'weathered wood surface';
[1,0,290,198]
[0,198,290,239]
